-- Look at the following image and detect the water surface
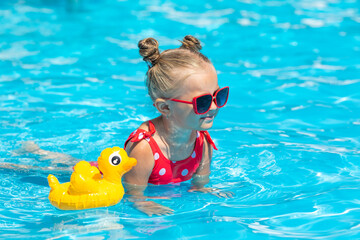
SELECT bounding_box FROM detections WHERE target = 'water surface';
[1,0,360,239]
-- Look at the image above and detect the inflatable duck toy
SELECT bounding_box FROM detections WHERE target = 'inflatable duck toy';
[47,147,137,210]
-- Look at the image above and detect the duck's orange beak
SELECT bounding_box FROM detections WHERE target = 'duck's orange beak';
[122,157,137,172]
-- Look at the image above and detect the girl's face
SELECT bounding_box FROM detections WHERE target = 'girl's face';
[168,64,220,131]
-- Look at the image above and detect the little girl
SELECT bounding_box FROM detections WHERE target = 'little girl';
[123,35,232,216]
[8,35,232,216]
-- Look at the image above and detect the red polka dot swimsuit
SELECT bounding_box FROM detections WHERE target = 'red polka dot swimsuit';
[124,121,218,185]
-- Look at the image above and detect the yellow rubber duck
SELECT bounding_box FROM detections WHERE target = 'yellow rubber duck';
[47,147,137,210]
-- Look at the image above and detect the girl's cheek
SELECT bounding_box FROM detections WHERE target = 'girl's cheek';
[173,106,197,127]
[186,111,201,125]
[171,105,188,121]
[175,104,192,117]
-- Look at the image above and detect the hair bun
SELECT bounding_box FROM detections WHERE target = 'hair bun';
[138,38,160,67]
[180,35,202,52]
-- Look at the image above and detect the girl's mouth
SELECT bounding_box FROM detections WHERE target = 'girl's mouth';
[200,115,215,121]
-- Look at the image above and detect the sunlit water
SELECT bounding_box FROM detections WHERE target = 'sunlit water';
[1,0,360,239]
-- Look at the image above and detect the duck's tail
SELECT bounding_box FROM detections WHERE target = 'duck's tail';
[47,174,60,190]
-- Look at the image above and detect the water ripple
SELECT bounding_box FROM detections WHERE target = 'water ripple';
[1,0,360,239]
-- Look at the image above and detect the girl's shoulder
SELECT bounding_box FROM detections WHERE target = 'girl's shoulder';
[123,121,157,185]
[124,118,157,153]
[124,121,155,170]
[138,121,151,132]
[137,116,159,132]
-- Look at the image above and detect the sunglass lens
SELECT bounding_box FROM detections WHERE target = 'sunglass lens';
[196,95,212,114]
[216,88,229,107]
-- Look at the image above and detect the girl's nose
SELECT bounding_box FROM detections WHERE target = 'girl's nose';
[209,99,218,111]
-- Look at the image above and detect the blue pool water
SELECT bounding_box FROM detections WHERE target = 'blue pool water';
[1,0,360,239]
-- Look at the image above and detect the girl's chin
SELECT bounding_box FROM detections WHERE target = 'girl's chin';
[198,118,214,130]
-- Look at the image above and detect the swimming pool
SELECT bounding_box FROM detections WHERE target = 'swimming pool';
[1,0,360,238]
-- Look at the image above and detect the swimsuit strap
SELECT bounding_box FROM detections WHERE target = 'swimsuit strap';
[129,121,156,143]
[124,121,156,148]
[201,131,218,150]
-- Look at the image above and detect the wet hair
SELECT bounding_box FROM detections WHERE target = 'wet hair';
[138,35,212,100]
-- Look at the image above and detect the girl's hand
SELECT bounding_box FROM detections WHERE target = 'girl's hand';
[133,200,174,217]
[188,187,234,198]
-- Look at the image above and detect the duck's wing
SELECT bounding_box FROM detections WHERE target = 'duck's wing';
[68,161,102,194]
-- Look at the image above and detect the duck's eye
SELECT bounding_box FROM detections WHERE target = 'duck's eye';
[109,153,121,166]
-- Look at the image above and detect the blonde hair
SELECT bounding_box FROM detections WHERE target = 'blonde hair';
[138,35,211,100]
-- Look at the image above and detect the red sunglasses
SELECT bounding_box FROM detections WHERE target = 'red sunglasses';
[169,86,229,115]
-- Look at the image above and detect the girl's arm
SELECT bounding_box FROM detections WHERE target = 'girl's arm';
[191,137,212,189]
[190,138,233,198]
[124,139,174,216]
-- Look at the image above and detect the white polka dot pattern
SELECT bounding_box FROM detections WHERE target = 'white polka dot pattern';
[197,131,200,138]
[191,151,196,158]
[181,169,188,176]
[154,153,159,160]
[159,168,166,175]
[138,132,144,139]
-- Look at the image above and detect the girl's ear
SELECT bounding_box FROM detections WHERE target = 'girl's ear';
[154,98,170,116]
